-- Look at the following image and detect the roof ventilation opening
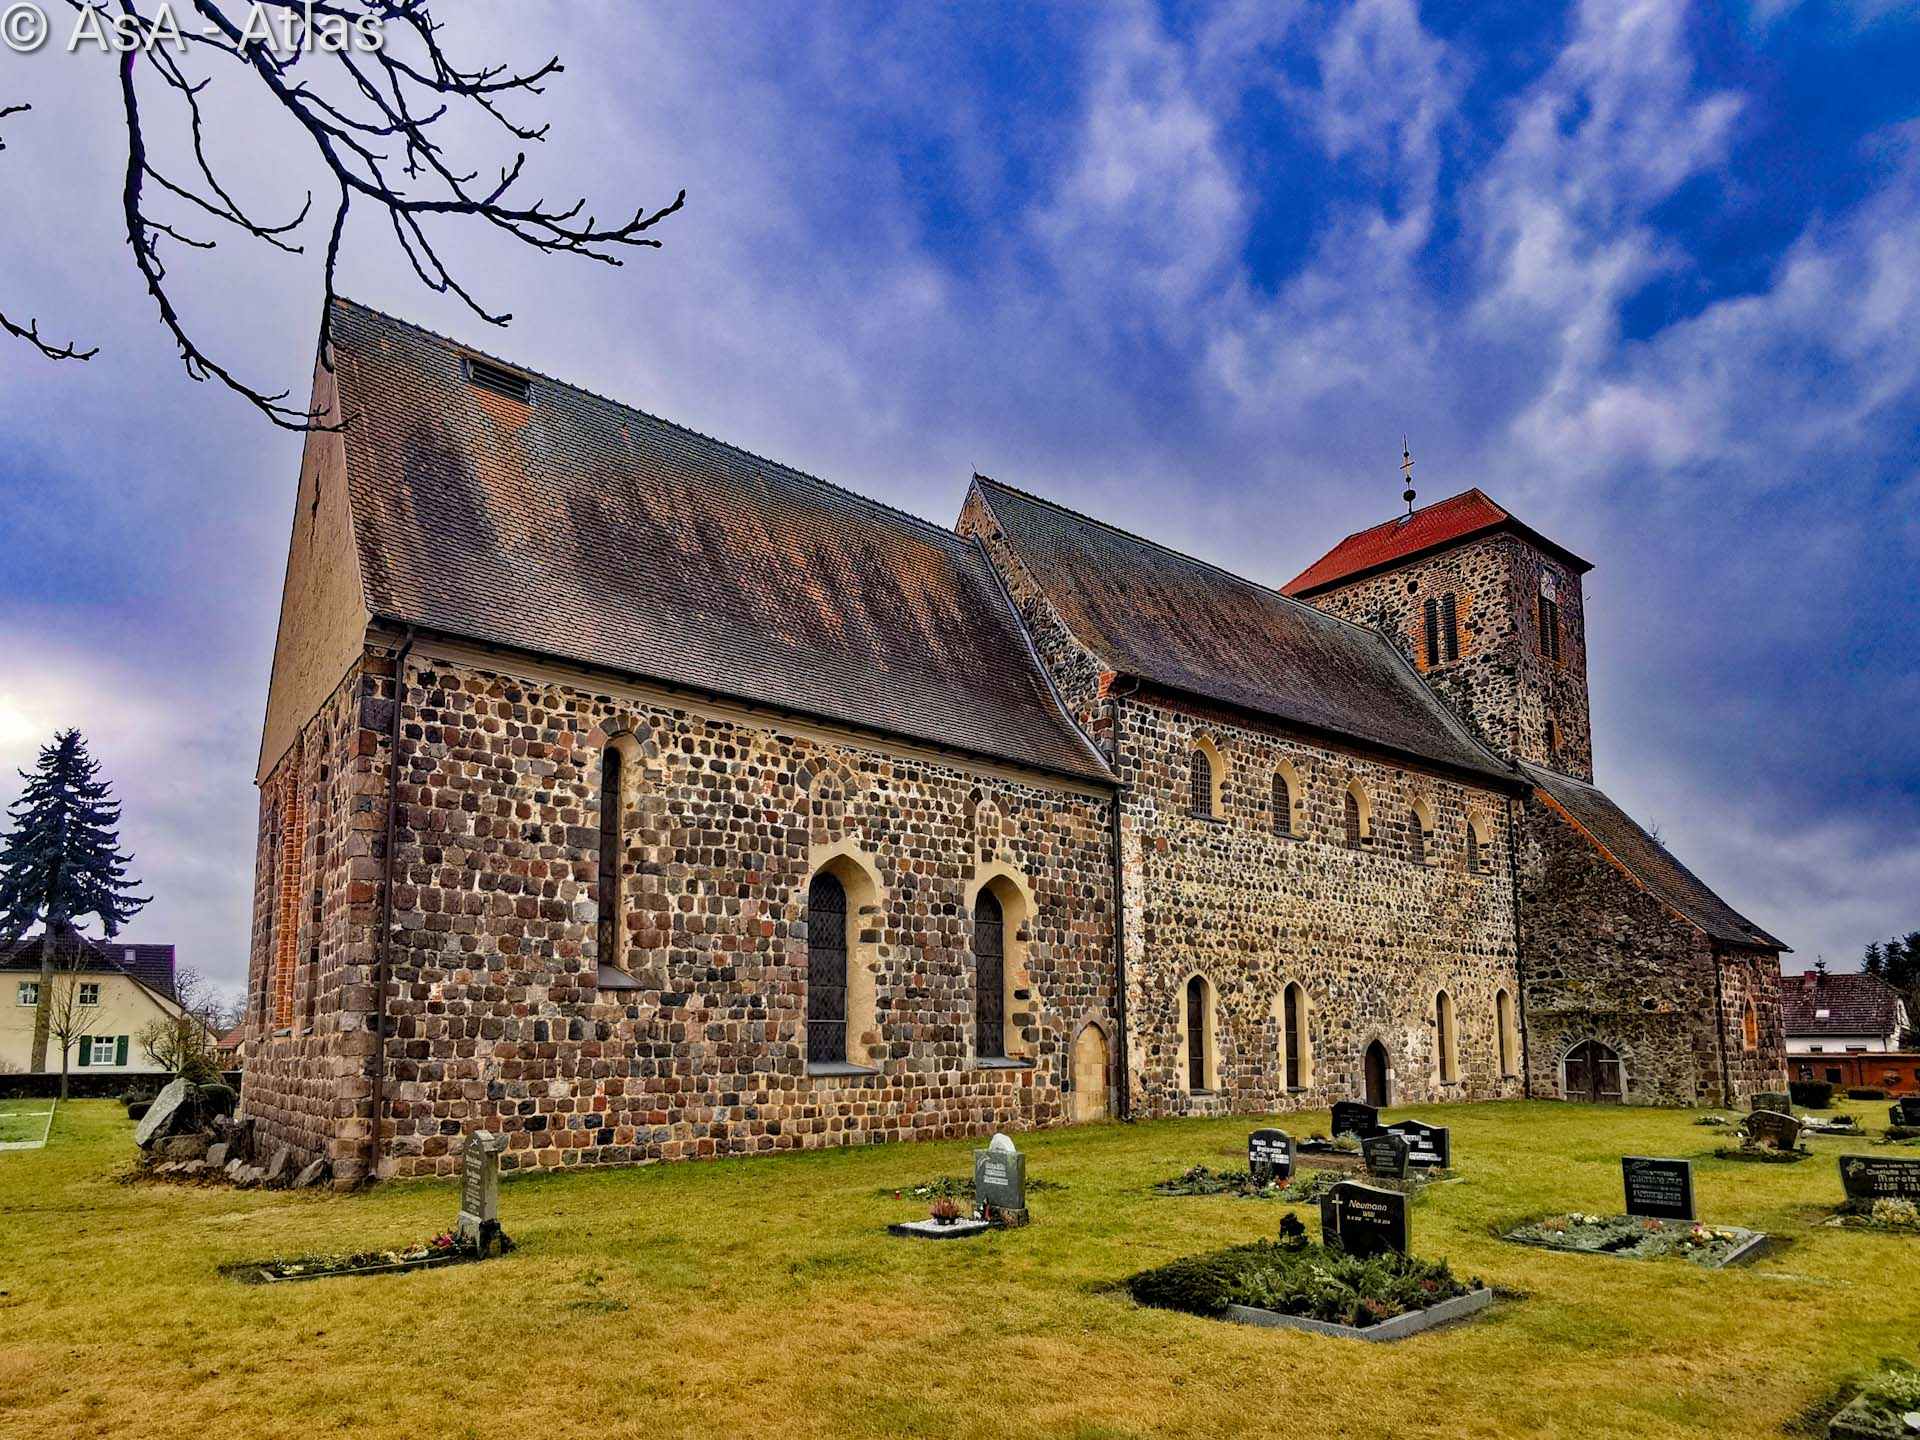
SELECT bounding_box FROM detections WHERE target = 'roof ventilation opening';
[465,355,532,404]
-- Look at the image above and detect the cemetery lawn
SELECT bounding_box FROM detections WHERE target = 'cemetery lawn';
[1,1099,1914,1440]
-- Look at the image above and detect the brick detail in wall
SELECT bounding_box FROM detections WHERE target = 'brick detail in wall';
[269,739,307,1031]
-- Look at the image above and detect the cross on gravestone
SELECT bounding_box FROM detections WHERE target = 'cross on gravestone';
[1749,1091,1793,1116]
[1318,1181,1410,1258]
[1362,1132,1410,1180]
[1746,1109,1803,1151]
[1383,1118,1452,1169]
[973,1132,1028,1224]
[457,1130,508,1252]
[1622,1156,1695,1222]
[1839,1154,1920,1208]
[1331,1100,1380,1138]
[1247,1128,1293,1185]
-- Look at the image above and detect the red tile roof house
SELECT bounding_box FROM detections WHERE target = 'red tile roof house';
[1784,971,1909,1055]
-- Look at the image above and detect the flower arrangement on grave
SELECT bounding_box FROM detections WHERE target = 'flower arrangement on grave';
[1505,1213,1751,1265]
[237,1229,478,1283]
[929,1195,963,1226]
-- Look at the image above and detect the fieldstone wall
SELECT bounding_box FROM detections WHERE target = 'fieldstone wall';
[245,641,1117,1180]
[1309,534,1594,782]
[1116,692,1525,1117]
[1513,790,1784,1105]
[244,657,384,1181]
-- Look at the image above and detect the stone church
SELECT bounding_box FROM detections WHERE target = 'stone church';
[242,300,1787,1182]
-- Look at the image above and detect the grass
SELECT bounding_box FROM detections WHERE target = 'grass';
[0,1098,55,1147]
[0,1097,1914,1438]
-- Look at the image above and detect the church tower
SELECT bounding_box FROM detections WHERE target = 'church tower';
[1283,485,1595,781]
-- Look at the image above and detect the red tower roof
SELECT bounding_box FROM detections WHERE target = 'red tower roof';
[1282,488,1591,597]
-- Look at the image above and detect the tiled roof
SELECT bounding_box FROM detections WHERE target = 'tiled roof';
[970,477,1519,784]
[0,931,177,999]
[1782,972,1903,1037]
[1282,488,1592,597]
[1521,763,1785,950]
[326,300,1112,785]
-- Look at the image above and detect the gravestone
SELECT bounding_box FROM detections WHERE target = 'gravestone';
[973,1132,1028,1225]
[1384,1118,1452,1169]
[1622,1156,1695,1221]
[1331,1100,1380,1138]
[1318,1181,1410,1258]
[133,1077,193,1149]
[456,1130,509,1253]
[1839,1155,1920,1208]
[1749,1091,1792,1116]
[1248,1128,1293,1185]
[1890,1098,1920,1127]
[1362,1132,1410,1180]
[1746,1109,1803,1151]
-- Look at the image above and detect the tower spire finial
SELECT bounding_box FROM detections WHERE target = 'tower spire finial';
[1401,436,1416,518]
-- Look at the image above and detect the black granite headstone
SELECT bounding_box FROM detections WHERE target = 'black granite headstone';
[1746,1109,1803,1151]
[1247,1128,1294,1185]
[1362,1132,1410,1180]
[1384,1118,1452,1168]
[1749,1091,1792,1116]
[1891,1098,1920,1127]
[1840,1154,1920,1206]
[1319,1181,1409,1257]
[1622,1156,1695,1221]
[1331,1100,1380,1138]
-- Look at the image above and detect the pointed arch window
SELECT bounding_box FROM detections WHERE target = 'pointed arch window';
[1185,975,1214,1092]
[1496,988,1518,1077]
[597,747,624,971]
[806,872,849,1064]
[1272,769,1294,837]
[1189,749,1214,819]
[975,888,1006,1061]
[1436,989,1459,1083]
[1343,784,1371,850]
[1742,997,1759,1053]
[1282,981,1311,1089]
[1424,594,1460,664]
[1409,805,1432,866]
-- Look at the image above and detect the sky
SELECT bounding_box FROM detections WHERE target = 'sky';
[2,0,1918,999]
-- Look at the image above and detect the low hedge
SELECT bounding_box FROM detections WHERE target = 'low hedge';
[1789,1080,1834,1109]
[1849,1088,1890,1100]
[1125,1239,1474,1328]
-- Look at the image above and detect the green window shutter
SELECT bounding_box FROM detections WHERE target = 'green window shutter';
[115,1036,128,1066]
[77,1039,90,1067]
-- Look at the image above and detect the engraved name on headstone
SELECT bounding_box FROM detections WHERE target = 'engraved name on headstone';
[1622,1156,1695,1222]
[1318,1181,1410,1258]
[1248,1128,1293,1185]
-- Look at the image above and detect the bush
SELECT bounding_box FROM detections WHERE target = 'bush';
[1789,1080,1834,1109]
[127,1101,151,1121]
[1848,1088,1889,1101]
[195,1082,237,1118]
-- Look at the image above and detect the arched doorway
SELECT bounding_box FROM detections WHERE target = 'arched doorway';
[1363,1040,1390,1106]
[1070,1024,1109,1123]
[1563,1039,1624,1103]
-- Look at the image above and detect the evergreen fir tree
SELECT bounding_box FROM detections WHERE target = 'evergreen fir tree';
[1864,942,1885,979]
[0,730,149,1071]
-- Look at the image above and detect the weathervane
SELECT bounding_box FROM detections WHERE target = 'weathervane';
[1401,437,1416,517]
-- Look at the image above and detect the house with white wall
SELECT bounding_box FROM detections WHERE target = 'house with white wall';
[1,931,209,1077]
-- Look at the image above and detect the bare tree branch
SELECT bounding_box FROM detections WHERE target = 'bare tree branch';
[5,2,684,429]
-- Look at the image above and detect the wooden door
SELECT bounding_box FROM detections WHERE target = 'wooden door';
[1363,1041,1390,1106]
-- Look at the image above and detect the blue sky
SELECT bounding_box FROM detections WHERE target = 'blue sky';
[2,0,1917,997]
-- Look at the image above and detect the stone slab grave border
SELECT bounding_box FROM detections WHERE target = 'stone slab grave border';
[1502,1221,1770,1270]
[0,1100,56,1152]
[887,1218,995,1241]
[248,1250,477,1284]
[1220,1287,1494,1343]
